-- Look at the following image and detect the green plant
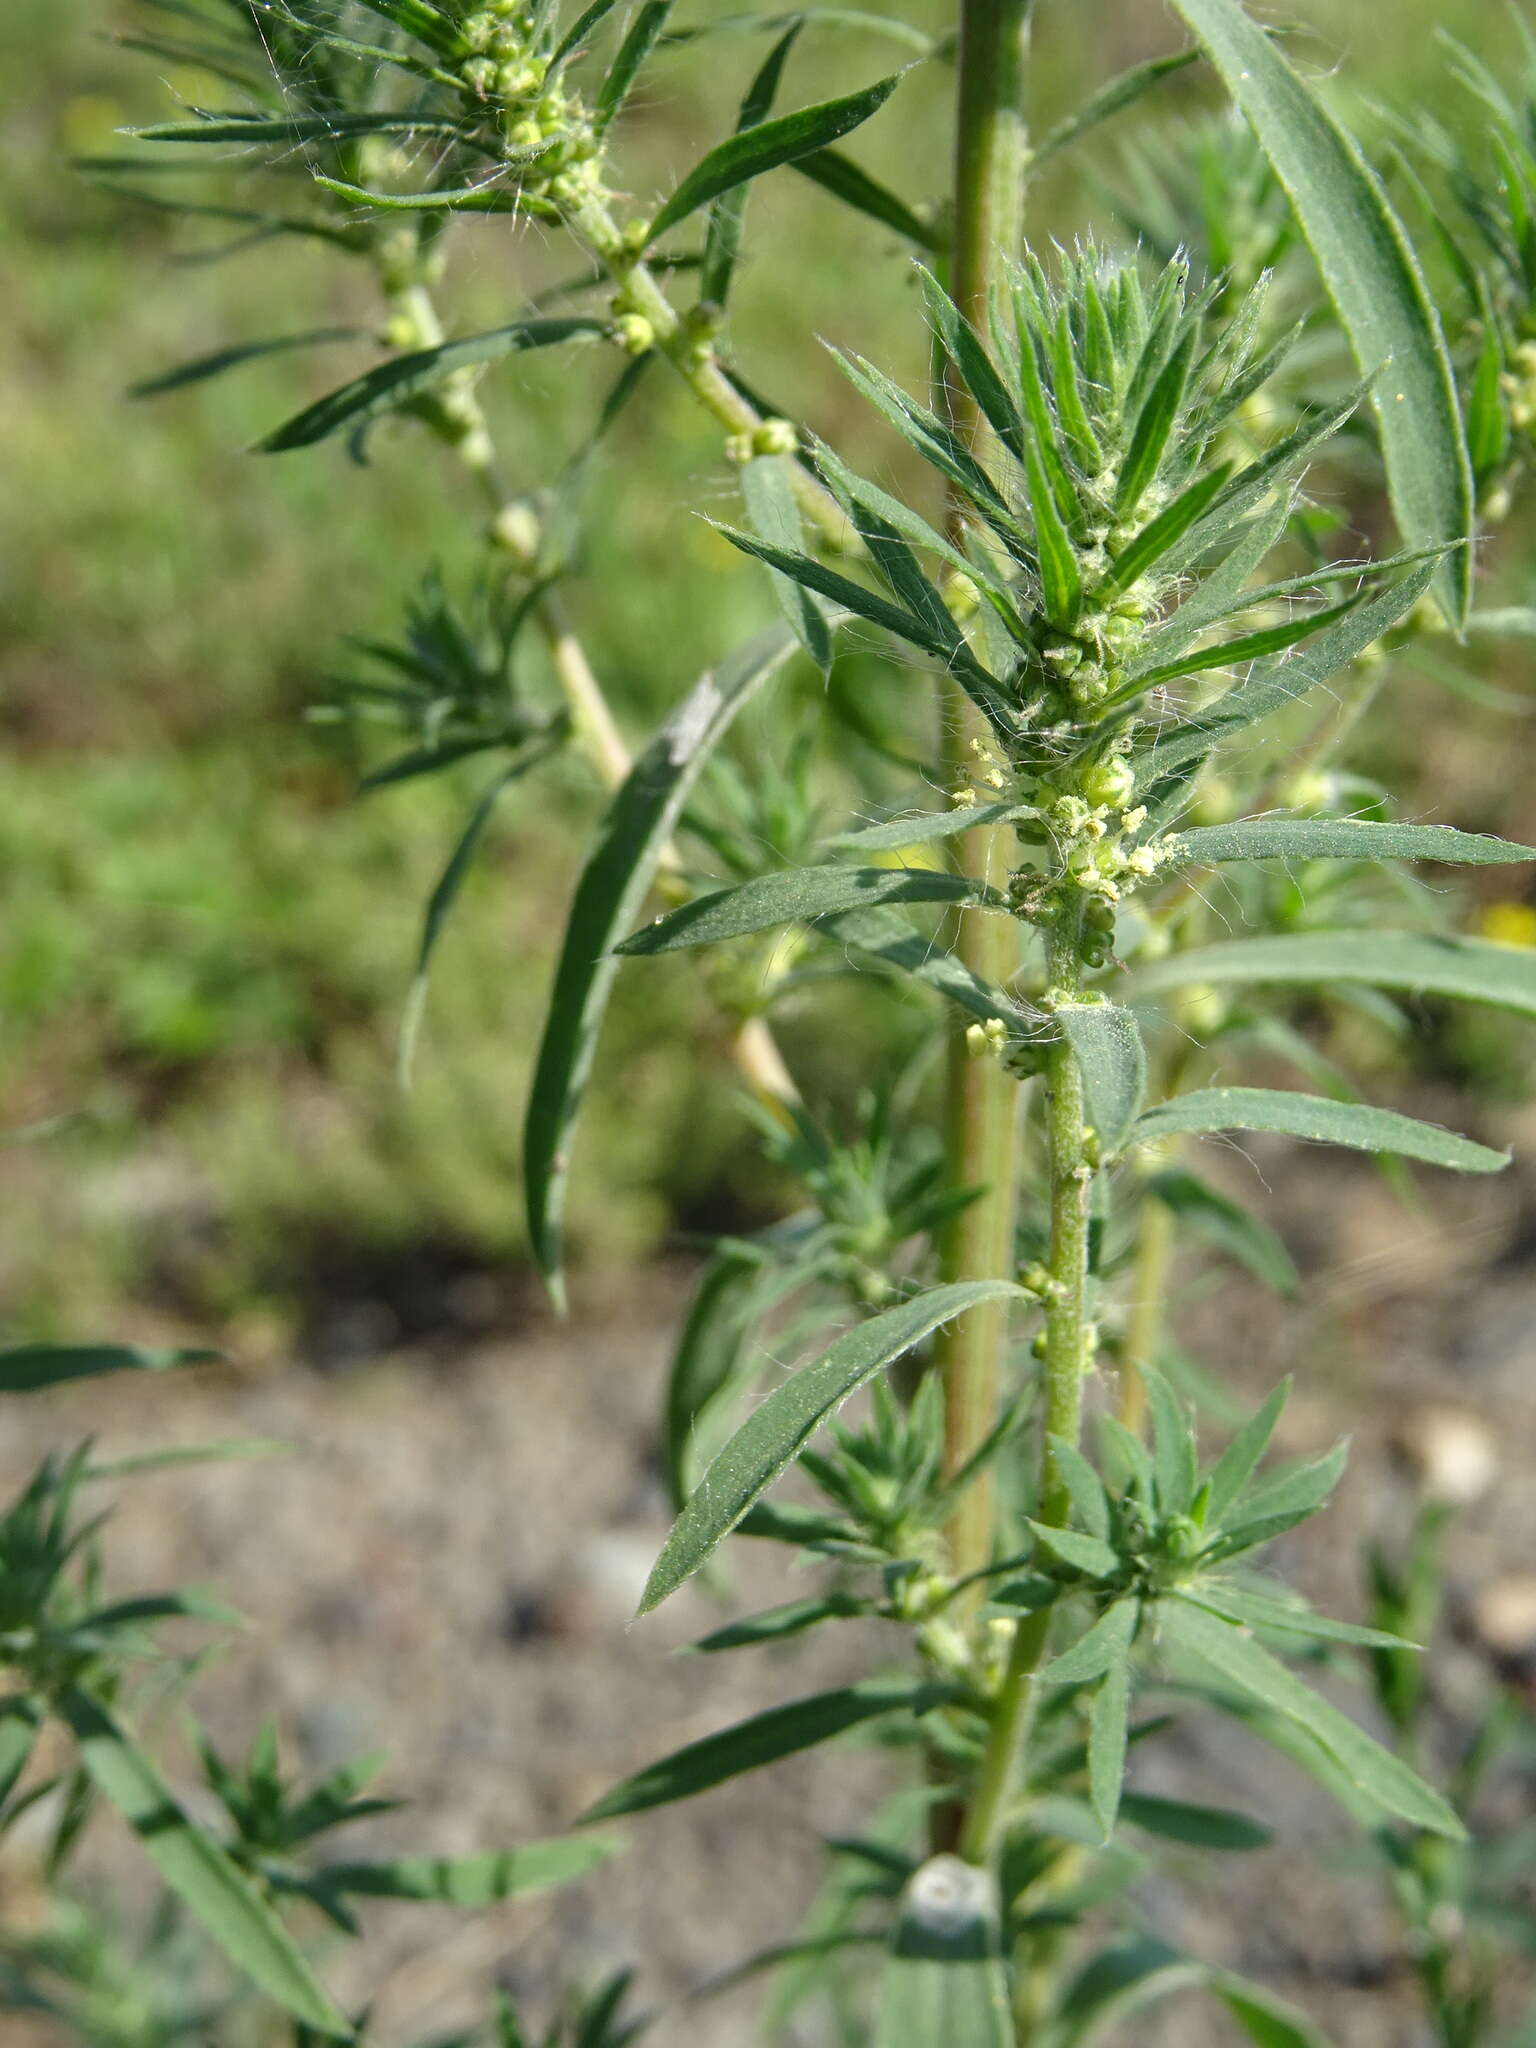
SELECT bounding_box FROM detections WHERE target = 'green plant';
[63,0,1536,2040]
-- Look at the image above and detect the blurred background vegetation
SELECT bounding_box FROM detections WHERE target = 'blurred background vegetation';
[5,0,1533,1357]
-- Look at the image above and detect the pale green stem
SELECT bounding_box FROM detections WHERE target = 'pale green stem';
[564,194,851,551]
[934,0,1035,1601]
[960,920,1094,1868]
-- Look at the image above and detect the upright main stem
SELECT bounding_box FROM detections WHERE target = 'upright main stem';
[960,925,1093,1868]
[936,0,1034,1592]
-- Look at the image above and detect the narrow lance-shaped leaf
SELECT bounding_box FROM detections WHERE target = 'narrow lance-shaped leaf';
[640,1280,1022,1612]
[824,800,1028,855]
[1041,1597,1140,1687]
[258,320,604,452]
[618,863,1003,957]
[820,905,1032,1031]
[1148,1170,1299,1296]
[125,112,471,145]
[1139,560,1435,792]
[318,1835,622,1903]
[741,454,832,672]
[1188,1583,1411,1651]
[594,0,676,134]
[1204,1380,1291,1527]
[581,1676,949,1821]
[524,621,817,1305]
[1056,1003,1147,1156]
[1031,49,1202,163]
[1128,929,1536,1020]
[700,21,803,306]
[648,71,904,242]
[1088,1659,1132,1841]
[1161,1597,1464,1837]
[56,1688,350,2035]
[1210,1975,1334,2048]
[0,1345,217,1394]
[1166,817,1535,869]
[1167,0,1473,624]
[129,327,364,400]
[791,148,944,251]
[398,748,561,1086]
[1133,1087,1507,1173]
[1118,1792,1271,1852]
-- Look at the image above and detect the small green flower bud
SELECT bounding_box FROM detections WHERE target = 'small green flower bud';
[497,60,542,98]
[751,417,798,458]
[613,312,654,355]
[489,500,543,568]
[622,218,652,254]
[383,312,420,351]
[461,54,498,93]
[1080,756,1135,809]
[724,430,755,465]
[460,12,499,50]
[505,117,543,149]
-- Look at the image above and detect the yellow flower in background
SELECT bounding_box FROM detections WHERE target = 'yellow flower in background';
[1478,901,1536,948]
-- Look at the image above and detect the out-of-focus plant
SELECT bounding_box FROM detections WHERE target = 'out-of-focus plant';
[73,0,1536,2040]
[0,1344,623,2042]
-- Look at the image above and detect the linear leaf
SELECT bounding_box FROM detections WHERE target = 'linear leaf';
[57,1688,349,2034]
[1161,1598,1464,1836]
[581,1676,948,1819]
[320,1836,620,1902]
[1167,0,1473,624]
[1042,1598,1140,1686]
[1211,1976,1332,2048]
[1188,1584,1410,1651]
[1129,930,1536,1019]
[1140,560,1434,789]
[791,147,943,249]
[701,21,802,305]
[647,71,903,242]
[1167,818,1534,869]
[1028,1522,1120,1581]
[741,456,832,672]
[400,749,559,1084]
[0,1699,42,1809]
[640,1282,1020,1611]
[125,112,469,144]
[1088,1660,1132,1841]
[692,1592,867,1653]
[820,906,1028,1030]
[824,801,1026,855]
[1133,1087,1506,1173]
[1204,1381,1291,1529]
[1147,1170,1299,1295]
[595,0,675,133]
[525,621,811,1305]
[1032,49,1202,163]
[258,320,602,452]
[1118,1791,1271,1851]
[129,327,363,399]
[0,1345,216,1394]
[1055,1937,1202,2046]
[1057,1003,1147,1155]
[618,864,1000,956]
[664,1248,762,1508]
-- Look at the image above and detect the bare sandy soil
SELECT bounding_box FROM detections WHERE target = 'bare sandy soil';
[3,1109,1536,2046]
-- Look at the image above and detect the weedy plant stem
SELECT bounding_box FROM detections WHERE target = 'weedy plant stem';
[566,192,851,549]
[959,923,1095,1873]
[935,0,1035,1598]
[391,262,800,1111]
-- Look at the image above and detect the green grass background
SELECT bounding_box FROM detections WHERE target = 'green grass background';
[1,0,1524,1345]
